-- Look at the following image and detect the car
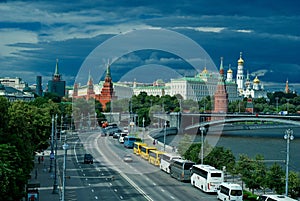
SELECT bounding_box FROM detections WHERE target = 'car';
[108,128,122,136]
[113,132,121,139]
[123,126,129,133]
[123,154,133,162]
[118,133,128,143]
[84,154,93,164]
[100,132,107,137]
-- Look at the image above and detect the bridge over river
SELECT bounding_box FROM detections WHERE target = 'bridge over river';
[101,112,300,137]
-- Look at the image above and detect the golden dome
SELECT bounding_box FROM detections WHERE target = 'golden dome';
[227,68,233,73]
[253,76,260,84]
[202,66,208,74]
[238,52,244,65]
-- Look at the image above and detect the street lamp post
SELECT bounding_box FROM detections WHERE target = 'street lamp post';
[142,117,145,142]
[62,142,69,201]
[199,126,205,164]
[163,121,167,151]
[49,115,54,173]
[60,115,63,142]
[284,128,294,196]
[70,114,73,137]
[52,114,58,194]
[275,97,279,113]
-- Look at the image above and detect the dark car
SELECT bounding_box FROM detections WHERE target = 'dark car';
[84,154,93,164]
[108,128,122,136]
[113,132,121,139]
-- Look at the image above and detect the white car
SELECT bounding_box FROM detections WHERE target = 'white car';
[123,127,129,133]
[118,133,128,143]
[123,154,133,162]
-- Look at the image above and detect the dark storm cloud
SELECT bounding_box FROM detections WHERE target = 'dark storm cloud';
[0,0,299,91]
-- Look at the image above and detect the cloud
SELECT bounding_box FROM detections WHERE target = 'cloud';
[0,0,299,93]
[250,69,268,77]
[173,26,225,33]
[235,29,253,33]
[0,28,39,57]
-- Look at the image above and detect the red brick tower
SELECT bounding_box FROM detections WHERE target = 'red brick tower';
[96,63,116,110]
[72,83,79,98]
[214,57,228,113]
[86,71,95,100]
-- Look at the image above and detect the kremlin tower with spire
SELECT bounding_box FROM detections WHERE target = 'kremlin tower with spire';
[214,57,228,113]
[95,63,117,110]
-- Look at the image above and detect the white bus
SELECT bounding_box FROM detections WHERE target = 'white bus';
[159,153,182,173]
[217,182,243,201]
[190,164,224,193]
[257,194,297,201]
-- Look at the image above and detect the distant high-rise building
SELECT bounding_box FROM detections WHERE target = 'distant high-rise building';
[47,59,66,97]
[36,75,43,96]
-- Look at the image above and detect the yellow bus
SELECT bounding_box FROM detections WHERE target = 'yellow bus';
[148,150,165,166]
[140,145,157,160]
[133,142,147,155]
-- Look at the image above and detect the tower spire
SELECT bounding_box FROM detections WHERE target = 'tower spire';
[219,57,224,74]
[285,78,290,94]
[106,62,111,78]
[54,58,59,75]
[53,58,61,81]
[236,51,245,94]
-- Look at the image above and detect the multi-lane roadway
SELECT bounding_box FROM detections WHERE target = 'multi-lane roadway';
[62,131,219,201]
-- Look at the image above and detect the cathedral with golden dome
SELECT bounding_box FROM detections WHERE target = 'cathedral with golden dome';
[232,52,267,99]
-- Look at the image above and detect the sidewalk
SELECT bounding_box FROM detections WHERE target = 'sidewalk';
[139,131,177,154]
[27,151,60,201]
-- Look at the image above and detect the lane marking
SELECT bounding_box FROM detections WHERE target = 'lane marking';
[93,135,154,201]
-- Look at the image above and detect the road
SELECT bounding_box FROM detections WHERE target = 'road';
[59,133,147,201]
[70,130,219,201]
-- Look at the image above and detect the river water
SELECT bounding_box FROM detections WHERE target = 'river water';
[157,127,300,172]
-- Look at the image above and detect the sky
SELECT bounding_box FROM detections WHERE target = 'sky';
[0,0,300,92]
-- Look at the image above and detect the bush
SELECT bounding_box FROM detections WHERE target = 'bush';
[243,190,258,201]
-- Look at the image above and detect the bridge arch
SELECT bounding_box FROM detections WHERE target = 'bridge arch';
[185,117,300,131]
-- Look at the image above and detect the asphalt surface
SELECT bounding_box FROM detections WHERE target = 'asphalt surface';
[28,130,220,201]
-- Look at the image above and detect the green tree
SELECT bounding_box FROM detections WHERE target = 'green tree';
[177,134,192,157]
[204,146,236,174]
[288,171,300,198]
[0,144,28,200]
[182,99,198,112]
[0,97,10,135]
[266,163,285,194]
[183,143,201,162]
[237,154,264,193]
[253,155,267,192]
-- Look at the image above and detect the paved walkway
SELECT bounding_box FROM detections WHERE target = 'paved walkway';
[138,131,178,154]
[27,150,60,201]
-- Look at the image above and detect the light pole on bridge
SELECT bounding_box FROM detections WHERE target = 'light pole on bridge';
[163,121,167,151]
[199,126,205,164]
[284,128,294,197]
[275,97,279,113]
